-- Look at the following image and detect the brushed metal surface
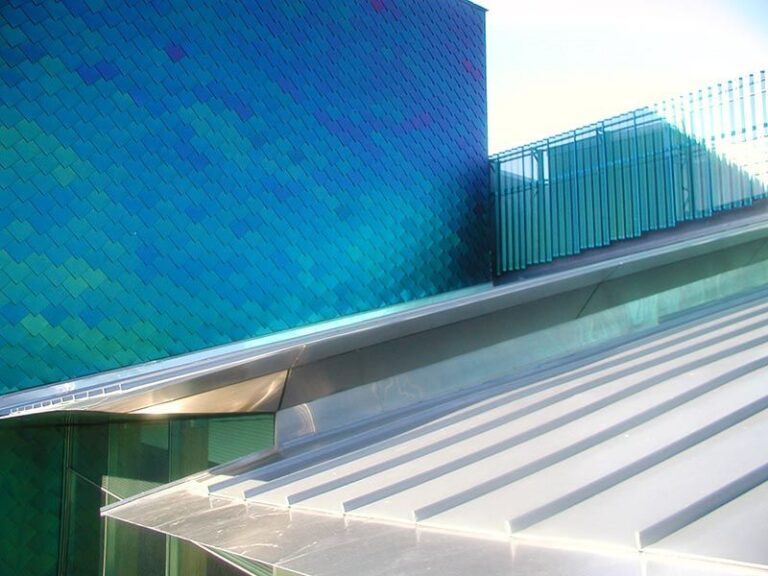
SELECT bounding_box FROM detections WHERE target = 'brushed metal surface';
[104,487,766,576]
[275,248,768,445]
[128,372,287,415]
[649,481,768,568]
[103,294,768,574]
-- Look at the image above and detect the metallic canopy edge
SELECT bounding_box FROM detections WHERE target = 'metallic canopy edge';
[4,216,768,417]
[102,290,768,576]
[102,485,766,576]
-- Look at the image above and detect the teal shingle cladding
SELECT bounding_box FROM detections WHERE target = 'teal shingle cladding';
[0,0,490,393]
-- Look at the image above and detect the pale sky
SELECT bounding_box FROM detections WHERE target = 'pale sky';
[473,0,768,153]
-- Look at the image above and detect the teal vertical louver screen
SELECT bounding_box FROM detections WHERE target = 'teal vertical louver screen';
[491,71,768,274]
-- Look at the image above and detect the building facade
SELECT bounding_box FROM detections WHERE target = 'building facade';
[1,0,489,394]
[0,1,488,574]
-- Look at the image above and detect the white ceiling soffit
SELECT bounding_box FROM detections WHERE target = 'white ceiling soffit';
[105,293,768,576]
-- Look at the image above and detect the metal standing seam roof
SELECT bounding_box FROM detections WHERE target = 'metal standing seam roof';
[104,292,768,576]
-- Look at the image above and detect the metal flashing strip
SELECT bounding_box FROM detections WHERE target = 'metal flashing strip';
[103,292,768,575]
[106,494,768,576]
[5,217,768,418]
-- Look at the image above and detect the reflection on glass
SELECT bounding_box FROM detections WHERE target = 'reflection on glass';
[0,413,274,576]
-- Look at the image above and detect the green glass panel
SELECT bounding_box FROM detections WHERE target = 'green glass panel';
[0,421,64,576]
[102,420,170,576]
[105,420,170,499]
[65,421,110,574]
[103,511,167,576]
[206,415,274,467]
[64,469,105,575]
[0,412,275,575]
[71,421,110,485]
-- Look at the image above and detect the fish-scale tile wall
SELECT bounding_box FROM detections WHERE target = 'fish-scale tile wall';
[0,0,489,394]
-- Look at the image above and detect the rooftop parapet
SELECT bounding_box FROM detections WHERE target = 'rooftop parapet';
[491,71,768,274]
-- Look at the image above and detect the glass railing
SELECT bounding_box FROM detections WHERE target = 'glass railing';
[490,71,768,274]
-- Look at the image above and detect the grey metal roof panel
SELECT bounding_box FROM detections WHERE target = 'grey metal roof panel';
[104,294,768,575]
[650,480,768,567]
[105,489,768,576]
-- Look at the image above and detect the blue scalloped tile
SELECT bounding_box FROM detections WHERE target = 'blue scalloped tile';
[1,0,488,394]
